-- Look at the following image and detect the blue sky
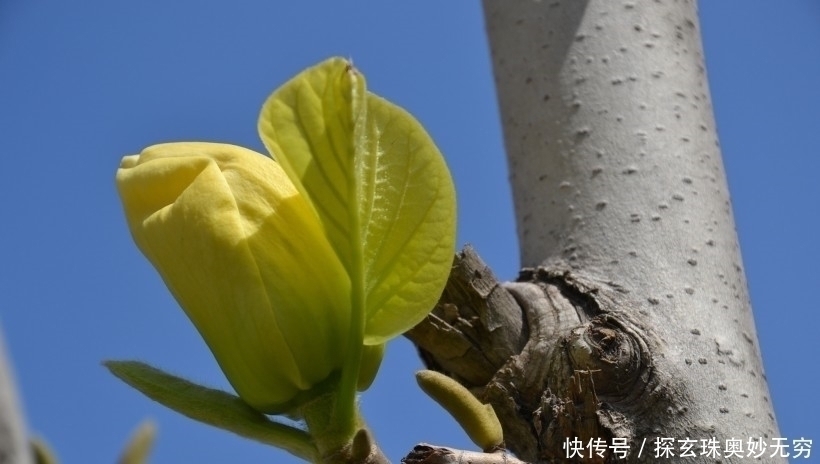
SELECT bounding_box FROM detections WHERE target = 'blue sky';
[1,1,818,462]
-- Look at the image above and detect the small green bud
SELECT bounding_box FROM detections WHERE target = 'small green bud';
[415,370,504,451]
[118,420,156,464]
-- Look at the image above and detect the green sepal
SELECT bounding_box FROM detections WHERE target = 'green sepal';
[105,360,318,462]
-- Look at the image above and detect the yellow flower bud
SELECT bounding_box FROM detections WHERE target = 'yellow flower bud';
[116,142,352,413]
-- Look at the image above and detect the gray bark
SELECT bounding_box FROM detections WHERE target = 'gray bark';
[408,1,781,463]
[0,328,31,464]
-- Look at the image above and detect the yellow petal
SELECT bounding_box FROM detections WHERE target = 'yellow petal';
[117,142,350,412]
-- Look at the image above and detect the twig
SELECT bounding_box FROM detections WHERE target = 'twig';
[402,444,528,464]
[0,325,33,464]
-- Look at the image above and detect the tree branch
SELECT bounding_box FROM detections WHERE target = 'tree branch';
[406,1,783,462]
[0,326,32,464]
[402,444,527,464]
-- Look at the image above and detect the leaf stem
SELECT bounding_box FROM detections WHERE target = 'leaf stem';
[335,61,367,441]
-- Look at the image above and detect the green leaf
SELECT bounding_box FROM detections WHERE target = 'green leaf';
[105,360,318,462]
[258,57,457,345]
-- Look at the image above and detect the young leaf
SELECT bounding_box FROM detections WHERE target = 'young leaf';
[258,57,457,345]
[105,360,318,462]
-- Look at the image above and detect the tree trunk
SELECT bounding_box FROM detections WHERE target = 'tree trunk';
[408,1,782,462]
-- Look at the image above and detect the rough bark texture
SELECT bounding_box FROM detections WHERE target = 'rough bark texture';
[0,328,31,464]
[408,1,781,463]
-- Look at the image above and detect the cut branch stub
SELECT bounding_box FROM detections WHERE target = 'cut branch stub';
[406,245,525,387]
[407,248,679,463]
